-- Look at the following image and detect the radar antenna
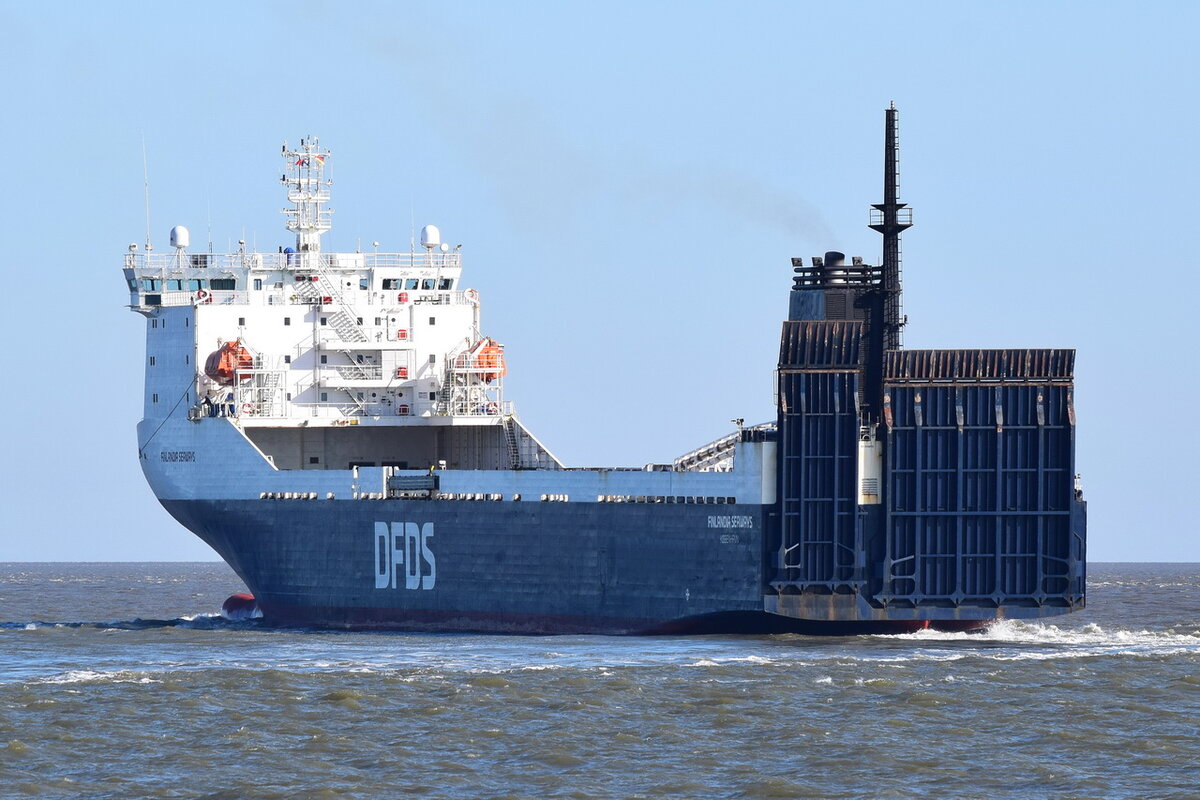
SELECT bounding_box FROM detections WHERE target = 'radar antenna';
[868,102,913,350]
[281,137,333,252]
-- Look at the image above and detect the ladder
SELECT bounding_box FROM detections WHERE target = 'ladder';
[502,417,522,469]
[259,369,284,416]
[292,269,372,412]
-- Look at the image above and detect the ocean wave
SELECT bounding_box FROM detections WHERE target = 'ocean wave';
[1,614,262,632]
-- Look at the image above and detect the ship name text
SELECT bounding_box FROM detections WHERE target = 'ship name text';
[707,515,753,530]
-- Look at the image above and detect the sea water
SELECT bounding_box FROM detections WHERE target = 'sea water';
[1,563,1197,799]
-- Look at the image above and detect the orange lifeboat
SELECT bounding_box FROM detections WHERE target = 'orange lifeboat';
[476,339,507,383]
[453,338,507,383]
[204,341,254,385]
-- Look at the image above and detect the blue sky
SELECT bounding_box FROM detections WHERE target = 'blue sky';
[1,1,1196,561]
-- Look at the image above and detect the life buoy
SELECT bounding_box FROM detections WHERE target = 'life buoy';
[465,289,479,303]
[196,289,211,303]
[486,401,499,415]
[241,402,254,415]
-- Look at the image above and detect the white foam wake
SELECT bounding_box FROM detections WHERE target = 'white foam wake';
[37,669,161,685]
[877,619,1200,660]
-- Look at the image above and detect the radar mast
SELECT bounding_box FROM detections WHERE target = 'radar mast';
[281,137,332,252]
[868,102,913,350]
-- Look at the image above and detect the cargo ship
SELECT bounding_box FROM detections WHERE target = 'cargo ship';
[124,106,1086,634]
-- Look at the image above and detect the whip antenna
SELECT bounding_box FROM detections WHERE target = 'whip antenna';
[142,133,154,251]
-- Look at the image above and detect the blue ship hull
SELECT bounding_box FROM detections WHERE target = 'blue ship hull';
[163,498,778,634]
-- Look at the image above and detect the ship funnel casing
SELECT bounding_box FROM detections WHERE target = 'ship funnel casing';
[824,251,847,284]
[170,226,190,249]
[420,225,441,250]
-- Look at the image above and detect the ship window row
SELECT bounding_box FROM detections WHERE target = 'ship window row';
[380,278,454,291]
[132,278,236,291]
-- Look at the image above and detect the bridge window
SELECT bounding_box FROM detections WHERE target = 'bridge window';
[438,278,453,290]
[422,279,435,290]
[166,279,183,291]
[405,279,419,290]
[382,279,400,290]
[211,278,236,290]
[187,279,206,291]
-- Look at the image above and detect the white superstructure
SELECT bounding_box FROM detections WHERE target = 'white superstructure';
[124,136,561,472]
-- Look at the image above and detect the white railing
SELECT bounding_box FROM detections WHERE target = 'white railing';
[131,290,248,307]
[124,251,462,271]
[326,364,384,381]
[441,399,514,417]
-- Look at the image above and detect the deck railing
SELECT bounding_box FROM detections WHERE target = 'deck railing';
[124,251,462,271]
